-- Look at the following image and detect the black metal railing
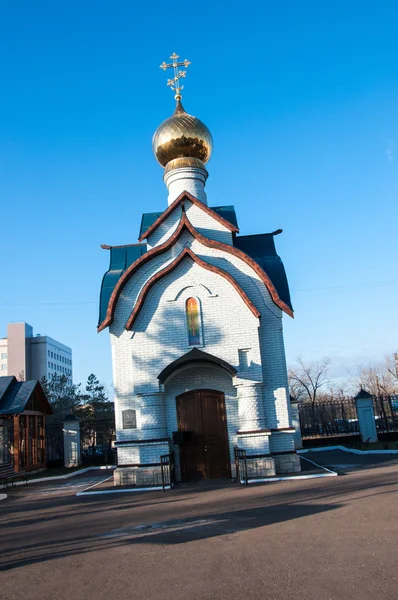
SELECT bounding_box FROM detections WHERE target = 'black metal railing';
[160,452,175,491]
[373,396,398,433]
[299,399,359,439]
[234,447,248,485]
[298,395,398,440]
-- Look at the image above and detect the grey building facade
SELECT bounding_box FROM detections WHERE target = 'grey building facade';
[0,323,73,383]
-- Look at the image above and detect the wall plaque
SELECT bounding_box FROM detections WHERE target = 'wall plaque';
[122,409,137,429]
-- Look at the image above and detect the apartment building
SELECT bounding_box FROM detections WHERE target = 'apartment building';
[0,322,73,383]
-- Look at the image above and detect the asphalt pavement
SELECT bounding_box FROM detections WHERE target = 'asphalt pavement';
[1,459,398,600]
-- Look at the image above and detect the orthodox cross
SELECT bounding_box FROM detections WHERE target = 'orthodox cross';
[159,52,191,99]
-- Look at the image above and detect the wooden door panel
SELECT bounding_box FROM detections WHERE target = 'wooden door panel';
[201,392,230,479]
[177,393,206,481]
[177,390,230,481]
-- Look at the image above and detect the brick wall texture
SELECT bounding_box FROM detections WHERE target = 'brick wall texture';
[108,196,298,481]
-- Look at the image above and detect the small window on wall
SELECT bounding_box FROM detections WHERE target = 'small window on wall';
[122,409,137,430]
[238,349,251,371]
[186,297,202,346]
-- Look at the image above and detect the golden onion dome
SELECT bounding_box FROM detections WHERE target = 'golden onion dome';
[152,99,213,168]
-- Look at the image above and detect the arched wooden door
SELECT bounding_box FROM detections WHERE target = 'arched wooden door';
[176,390,230,481]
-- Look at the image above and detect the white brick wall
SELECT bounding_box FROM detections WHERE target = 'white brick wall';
[146,200,233,249]
[109,199,297,478]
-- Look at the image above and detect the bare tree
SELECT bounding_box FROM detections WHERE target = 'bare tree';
[288,358,331,406]
[356,358,398,396]
[386,352,398,385]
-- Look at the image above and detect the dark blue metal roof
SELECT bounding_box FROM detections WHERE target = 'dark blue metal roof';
[139,212,163,239]
[0,376,52,415]
[98,244,147,326]
[234,233,293,312]
[210,206,239,230]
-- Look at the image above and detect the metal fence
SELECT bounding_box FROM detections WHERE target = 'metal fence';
[299,399,359,439]
[45,416,117,466]
[373,396,398,433]
[299,395,398,440]
[80,417,116,466]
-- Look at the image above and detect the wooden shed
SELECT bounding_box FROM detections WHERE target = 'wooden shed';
[0,376,53,472]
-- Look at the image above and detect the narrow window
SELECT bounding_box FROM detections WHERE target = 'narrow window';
[186,297,201,346]
[238,349,250,371]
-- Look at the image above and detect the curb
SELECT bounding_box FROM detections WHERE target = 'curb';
[241,456,338,484]
[298,445,398,455]
[77,486,171,497]
[0,465,116,490]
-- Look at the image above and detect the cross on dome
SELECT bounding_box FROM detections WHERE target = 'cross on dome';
[159,52,191,100]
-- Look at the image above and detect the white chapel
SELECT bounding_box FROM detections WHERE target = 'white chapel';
[98,54,300,485]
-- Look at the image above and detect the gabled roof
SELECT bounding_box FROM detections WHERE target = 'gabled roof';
[98,213,293,332]
[138,191,239,242]
[158,348,237,383]
[0,376,53,416]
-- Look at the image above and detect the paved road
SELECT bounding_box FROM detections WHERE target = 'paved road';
[1,463,398,600]
[303,448,398,472]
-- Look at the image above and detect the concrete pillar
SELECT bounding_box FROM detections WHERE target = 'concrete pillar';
[236,382,266,431]
[63,414,81,468]
[290,397,303,449]
[355,389,378,444]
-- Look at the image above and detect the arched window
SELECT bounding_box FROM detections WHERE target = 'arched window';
[186,297,202,346]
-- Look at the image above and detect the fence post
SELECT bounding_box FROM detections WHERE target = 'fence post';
[355,389,378,444]
[63,415,81,468]
[290,397,303,449]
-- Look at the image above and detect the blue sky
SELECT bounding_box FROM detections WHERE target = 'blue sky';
[1,1,397,389]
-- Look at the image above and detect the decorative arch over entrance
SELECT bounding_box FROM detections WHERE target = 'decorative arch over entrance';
[158,348,237,384]
[176,389,230,481]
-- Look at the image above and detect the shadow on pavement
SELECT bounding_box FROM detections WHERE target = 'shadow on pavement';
[0,500,341,571]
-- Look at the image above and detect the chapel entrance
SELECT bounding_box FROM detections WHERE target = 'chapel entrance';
[176,389,230,481]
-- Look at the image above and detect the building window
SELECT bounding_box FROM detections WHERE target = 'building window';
[186,297,202,346]
[1,353,7,359]
[122,409,137,429]
[1,364,6,371]
[48,361,50,368]
[238,349,251,371]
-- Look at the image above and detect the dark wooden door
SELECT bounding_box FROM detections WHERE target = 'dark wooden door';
[177,390,230,481]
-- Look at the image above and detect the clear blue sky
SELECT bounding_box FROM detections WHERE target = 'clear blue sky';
[1,1,397,389]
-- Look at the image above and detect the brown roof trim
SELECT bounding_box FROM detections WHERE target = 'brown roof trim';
[98,214,293,332]
[138,190,239,242]
[125,247,260,329]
